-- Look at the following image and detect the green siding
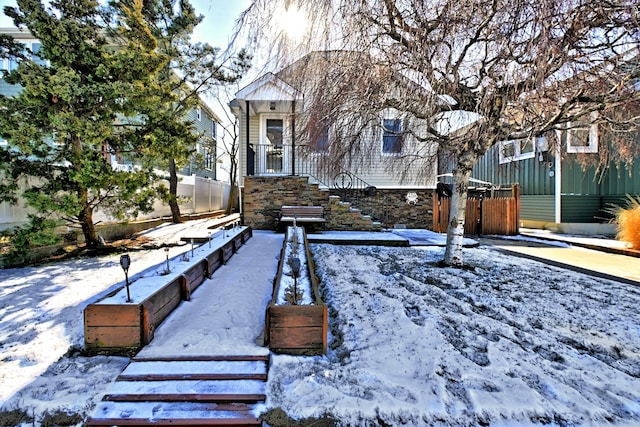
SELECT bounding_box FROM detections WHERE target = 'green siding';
[560,195,605,223]
[472,144,555,195]
[561,161,600,195]
[521,195,555,222]
[600,162,640,195]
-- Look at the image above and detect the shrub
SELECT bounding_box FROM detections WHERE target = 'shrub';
[610,195,640,249]
[0,216,61,267]
[40,409,84,427]
[0,408,32,426]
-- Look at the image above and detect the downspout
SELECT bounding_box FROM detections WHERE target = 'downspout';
[291,100,296,176]
[246,100,251,176]
[554,130,562,223]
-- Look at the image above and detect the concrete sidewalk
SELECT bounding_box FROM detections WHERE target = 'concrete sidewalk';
[519,228,640,258]
[480,236,640,286]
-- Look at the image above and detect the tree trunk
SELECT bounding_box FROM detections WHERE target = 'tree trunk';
[225,185,237,215]
[78,190,100,248]
[168,158,182,223]
[443,165,472,266]
[225,160,239,216]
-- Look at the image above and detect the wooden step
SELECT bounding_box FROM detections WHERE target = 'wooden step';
[86,419,260,426]
[105,379,266,396]
[118,372,267,381]
[88,356,269,426]
[87,402,264,425]
[132,355,270,362]
[103,393,266,403]
[87,401,261,426]
[118,359,268,382]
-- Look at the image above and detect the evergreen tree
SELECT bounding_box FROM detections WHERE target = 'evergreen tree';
[110,0,250,223]
[0,0,167,252]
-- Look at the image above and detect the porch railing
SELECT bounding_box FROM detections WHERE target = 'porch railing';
[250,143,375,204]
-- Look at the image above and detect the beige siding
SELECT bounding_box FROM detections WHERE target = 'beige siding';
[239,113,261,185]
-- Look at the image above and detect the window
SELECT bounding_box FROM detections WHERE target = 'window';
[196,107,202,121]
[382,118,402,154]
[2,41,47,71]
[31,43,47,67]
[309,122,329,152]
[8,48,23,72]
[567,120,598,153]
[204,149,215,171]
[211,121,217,140]
[266,119,284,147]
[498,137,538,164]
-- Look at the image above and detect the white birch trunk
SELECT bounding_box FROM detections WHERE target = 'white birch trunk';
[443,166,472,266]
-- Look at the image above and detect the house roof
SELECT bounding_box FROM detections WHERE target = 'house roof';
[431,110,485,137]
[234,72,303,102]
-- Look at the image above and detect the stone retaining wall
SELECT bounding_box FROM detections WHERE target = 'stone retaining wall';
[242,176,436,231]
[243,176,329,230]
[330,188,436,229]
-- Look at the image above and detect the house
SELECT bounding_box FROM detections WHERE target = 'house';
[229,51,440,230]
[457,123,639,235]
[0,27,227,227]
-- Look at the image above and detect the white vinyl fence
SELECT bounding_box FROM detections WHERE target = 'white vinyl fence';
[0,175,230,231]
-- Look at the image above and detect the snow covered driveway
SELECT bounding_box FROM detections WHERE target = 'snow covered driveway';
[266,244,640,426]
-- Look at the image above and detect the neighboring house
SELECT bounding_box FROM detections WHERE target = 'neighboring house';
[455,124,639,235]
[0,27,226,227]
[229,51,439,230]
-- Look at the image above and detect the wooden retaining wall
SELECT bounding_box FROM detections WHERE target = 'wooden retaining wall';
[84,227,253,355]
[266,227,328,355]
[267,305,328,355]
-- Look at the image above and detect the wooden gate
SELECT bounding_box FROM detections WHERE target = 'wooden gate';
[433,184,520,235]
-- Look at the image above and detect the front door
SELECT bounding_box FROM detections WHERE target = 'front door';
[265,118,284,173]
[258,114,290,175]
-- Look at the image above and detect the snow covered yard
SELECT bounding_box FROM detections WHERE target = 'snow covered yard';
[265,244,640,426]
[0,225,639,426]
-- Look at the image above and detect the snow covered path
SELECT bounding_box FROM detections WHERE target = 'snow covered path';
[136,230,283,357]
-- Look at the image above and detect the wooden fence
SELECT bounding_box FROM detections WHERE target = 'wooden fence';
[433,184,520,235]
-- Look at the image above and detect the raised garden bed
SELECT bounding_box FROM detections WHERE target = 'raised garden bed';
[265,225,328,355]
[84,226,253,355]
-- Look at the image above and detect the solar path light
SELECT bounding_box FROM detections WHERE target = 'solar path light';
[119,254,132,303]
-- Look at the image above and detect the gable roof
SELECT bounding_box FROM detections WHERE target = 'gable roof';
[234,72,303,102]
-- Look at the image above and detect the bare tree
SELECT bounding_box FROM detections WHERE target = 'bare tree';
[241,0,640,266]
[215,91,242,215]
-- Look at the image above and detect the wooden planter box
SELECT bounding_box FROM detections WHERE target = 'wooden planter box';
[84,227,252,355]
[266,227,328,355]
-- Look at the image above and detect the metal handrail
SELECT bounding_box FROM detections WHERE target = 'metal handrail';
[249,143,376,205]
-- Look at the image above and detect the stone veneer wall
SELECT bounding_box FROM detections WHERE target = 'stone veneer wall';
[243,176,436,231]
[243,176,329,230]
[329,188,436,229]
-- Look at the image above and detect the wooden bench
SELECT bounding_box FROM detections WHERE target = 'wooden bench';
[279,206,326,226]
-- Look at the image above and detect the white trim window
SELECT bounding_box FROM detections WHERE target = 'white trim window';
[567,119,598,153]
[382,118,403,154]
[2,41,47,71]
[499,137,537,164]
[196,107,202,121]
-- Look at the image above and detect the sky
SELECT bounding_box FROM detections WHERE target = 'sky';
[0,0,251,49]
